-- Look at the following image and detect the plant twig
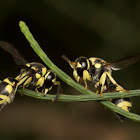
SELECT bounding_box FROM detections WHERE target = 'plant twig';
[18,88,140,122]
[18,88,140,101]
[19,21,140,122]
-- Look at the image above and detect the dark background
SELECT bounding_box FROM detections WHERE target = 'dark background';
[0,0,140,140]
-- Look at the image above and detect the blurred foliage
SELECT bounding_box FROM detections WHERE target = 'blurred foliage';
[0,0,140,139]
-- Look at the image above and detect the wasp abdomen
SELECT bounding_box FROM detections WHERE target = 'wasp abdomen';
[112,98,132,122]
[0,77,17,110]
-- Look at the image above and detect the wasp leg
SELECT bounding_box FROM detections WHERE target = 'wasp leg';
[21,77,32,96]
[35,86,40,93]
[35,77,45,93]
[43,88,49,96]
[106,72,129,93]
[99,72,107,97]
[15,75,30,95]
[83,70,91,90]
[34,77,45,93]
[78,78,83,84]
[21,86,25,96]
[14,84,19,96]
[52,81,61,102]
[73,70,81,83]
[35,84,44,94]
[41,88,45,93]
[95,83,101,94]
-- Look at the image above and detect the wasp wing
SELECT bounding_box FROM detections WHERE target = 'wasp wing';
[0,41,28,65]
[104,54,140,70]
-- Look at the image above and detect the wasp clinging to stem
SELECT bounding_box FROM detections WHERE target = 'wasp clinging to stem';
[62,54,140,96]
[0,41,61,102]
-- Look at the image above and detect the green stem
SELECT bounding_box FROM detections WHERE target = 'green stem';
[19,88,140,122]
[19,21,92,95]
[19,21,140,122]
[19,88,140,101]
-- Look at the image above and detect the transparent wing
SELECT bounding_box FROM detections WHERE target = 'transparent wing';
[20,65,35,73]
[0,41,28,65]
[104,54,140,70]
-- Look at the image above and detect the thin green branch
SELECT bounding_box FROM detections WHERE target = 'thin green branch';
[19,88,140,122]
[19,21,92,95]
[18,88,140,101]
[19,21,140,122]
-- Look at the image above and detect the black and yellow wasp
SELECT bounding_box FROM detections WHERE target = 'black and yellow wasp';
[62,54,140,96]
[105,84,132,122]
[62,55,138,121]
[0,41,60,102]
[0,77,17,109]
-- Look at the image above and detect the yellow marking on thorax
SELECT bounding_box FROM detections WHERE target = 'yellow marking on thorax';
[5,85,13,94]
[89,58,96,65]
[31,66,38,71]
[101,59,106,63]
[89,57,106,65]
[26,63,30,67]
[95,63,101,69]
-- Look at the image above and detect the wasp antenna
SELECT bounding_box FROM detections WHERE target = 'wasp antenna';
[62,55,75,68]
[62,55,71,63]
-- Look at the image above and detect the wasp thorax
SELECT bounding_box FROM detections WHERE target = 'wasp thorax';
[26,62,47,76]
[75,57,89,77]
